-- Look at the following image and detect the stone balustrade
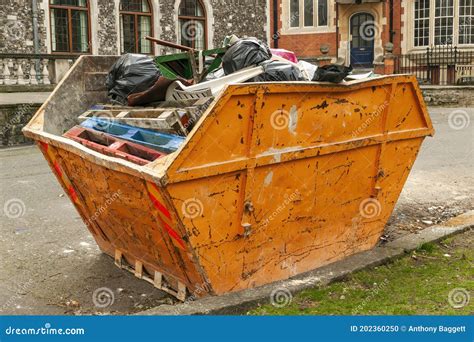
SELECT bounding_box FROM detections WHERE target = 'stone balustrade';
[0,55,77,86]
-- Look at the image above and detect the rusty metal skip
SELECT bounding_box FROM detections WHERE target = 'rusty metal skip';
[23,56,434,300]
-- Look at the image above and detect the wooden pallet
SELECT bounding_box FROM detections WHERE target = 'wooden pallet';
[114,249,187,301]
[81,97,214,136]
[78,108,187,135]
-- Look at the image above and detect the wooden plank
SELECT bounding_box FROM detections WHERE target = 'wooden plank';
[78,109,188,135]
[135,261,143,278]
[116,111,130,118]
[115,250,123,268]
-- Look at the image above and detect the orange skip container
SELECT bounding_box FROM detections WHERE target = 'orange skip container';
[23,56,434,300]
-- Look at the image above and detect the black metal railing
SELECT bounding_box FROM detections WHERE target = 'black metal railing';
[394,46,474,85]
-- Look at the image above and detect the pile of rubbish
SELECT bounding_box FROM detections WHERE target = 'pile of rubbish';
[63,36,365,167]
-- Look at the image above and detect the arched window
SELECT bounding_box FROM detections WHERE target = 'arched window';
[178,0,207,49]
[50,0,91,53]
[120,0,153,54]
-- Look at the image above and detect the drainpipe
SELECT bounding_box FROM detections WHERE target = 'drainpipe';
[389,0,394,43]
[336,3,339,61]
[273,0,279,48]
[31,0,41,78]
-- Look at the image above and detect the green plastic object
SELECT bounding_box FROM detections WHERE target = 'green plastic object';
[154,47,228,80]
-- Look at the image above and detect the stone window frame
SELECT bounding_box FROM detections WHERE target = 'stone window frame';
[410,0,474,49]
[49,0,92,54]
[281,0,335,35]
[119,0,154,54]
[177,0,208,49]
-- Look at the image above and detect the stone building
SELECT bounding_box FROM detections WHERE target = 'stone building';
[0,0,269,146]
[0,0,269,83]
[269,0,474,67]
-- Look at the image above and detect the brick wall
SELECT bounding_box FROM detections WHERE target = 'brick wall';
[270,0,405,63]
[269,0,338,59]
[277,32,337,59]
[392,0,403,55]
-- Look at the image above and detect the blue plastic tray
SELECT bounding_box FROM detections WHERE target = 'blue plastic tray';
[80,118,185,154]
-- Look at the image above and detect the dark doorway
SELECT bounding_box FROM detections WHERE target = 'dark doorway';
[350,13,375,67]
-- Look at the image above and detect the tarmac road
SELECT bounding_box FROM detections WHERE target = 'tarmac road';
[0,107,472,315]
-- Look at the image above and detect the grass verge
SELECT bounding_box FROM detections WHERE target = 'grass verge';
[249,229,473,315]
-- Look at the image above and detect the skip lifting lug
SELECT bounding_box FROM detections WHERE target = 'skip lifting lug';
[244,201,254,213]
[242,201,254,237]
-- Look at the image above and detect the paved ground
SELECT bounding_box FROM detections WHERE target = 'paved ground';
[0,107,472,315]
[0,92,51,105]
[385,107,473,240]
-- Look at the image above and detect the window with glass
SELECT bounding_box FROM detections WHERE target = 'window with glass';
[414,0,430,46]
[413,0,474,47]
[120,0,153,54]
[459,0,474,44]
[178,0,207,50]
[289,0,328,29]
[318,0,328,26]
[50,0,90,53]
[434,0,454,45]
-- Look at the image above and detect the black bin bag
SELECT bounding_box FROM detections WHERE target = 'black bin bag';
[222,38,272,75]
[312,64,353,83]
[248,61,306,82]
[106,53,161,105]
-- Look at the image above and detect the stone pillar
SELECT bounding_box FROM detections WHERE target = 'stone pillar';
[41,59,51,85]
[373,62,385,75]
[0,59,3,85]
[374,43,397,75]
[29,61,38,85]
[316,57,333,67]
[385,43,396,75]
[16,59,26,85]
[4,59,13,85]
[383,55,396,75]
